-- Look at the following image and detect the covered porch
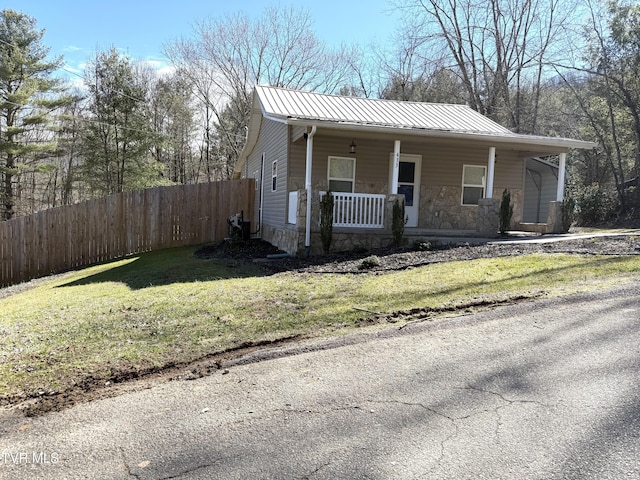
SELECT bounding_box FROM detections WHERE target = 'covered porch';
[290,133,572,254]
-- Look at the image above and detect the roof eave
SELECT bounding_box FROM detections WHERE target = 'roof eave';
[283,118,598,150]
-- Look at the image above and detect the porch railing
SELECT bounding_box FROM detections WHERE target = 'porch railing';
[321,192,385,228]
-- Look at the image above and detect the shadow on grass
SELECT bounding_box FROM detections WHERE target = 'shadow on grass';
[362,255,636,312]
[57,246,271,290]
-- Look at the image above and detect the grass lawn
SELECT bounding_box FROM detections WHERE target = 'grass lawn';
[1,245,639,405]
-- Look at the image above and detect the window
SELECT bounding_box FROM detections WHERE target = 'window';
[397,161,416,206]
[462,165,486,205]
[271,160,277,192]
[328,156,356,192]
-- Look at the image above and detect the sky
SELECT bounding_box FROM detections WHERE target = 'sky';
[6,0,402,83]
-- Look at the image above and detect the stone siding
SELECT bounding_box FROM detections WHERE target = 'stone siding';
[476,198,501,237]
[261,224,300,255]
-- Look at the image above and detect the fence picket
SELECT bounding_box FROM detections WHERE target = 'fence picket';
[0,180,254,287]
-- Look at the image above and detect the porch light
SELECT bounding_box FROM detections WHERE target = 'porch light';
[350,139,357,154]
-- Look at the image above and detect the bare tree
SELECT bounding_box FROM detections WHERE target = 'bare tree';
[149,72,197,184]
[395,0,577,133]
[164,5,355,177]
[556,0,640,218]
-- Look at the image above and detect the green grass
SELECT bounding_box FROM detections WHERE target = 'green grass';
[1,246,639,403]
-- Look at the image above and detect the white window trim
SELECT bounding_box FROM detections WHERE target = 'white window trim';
[271,160,277,192]
[327,156,356,193]
[461,164,486,206]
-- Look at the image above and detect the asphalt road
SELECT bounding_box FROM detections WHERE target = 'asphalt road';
[1,284,639,479]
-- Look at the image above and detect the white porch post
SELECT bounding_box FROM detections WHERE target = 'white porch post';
[305,126,317,251]
[391,140,401,194]
[486,147,496,199]
[556,152,567,201]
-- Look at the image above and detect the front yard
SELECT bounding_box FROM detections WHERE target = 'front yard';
[1,235,639,415]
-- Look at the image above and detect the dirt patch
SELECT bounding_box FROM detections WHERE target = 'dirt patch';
[5,234,640,417]
[8,336,304,418]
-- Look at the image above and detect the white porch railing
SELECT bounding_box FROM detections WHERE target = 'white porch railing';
[320,192,386,228]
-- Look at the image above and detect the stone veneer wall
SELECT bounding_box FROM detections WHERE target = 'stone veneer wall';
[261,223,299,255]
[420,186,523,231]
[476,198,501,237]
[546,201,566,234]
[421,186,477,230]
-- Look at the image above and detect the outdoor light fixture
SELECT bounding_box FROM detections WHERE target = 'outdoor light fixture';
[350,139,357,154]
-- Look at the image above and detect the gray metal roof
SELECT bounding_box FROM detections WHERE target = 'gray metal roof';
[256,85,513,135]
[236,85,597,174]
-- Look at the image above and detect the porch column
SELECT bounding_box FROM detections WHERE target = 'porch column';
[391,140,401,194]
[305,126,317,252]
[556,152,567,201]
[486,147,496,199]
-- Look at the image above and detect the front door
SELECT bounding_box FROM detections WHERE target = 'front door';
[390,154,422,227]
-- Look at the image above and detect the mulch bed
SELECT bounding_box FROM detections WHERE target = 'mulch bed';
[195,235,640,274]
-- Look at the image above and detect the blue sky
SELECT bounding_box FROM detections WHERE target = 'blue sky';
[7,0,401,82]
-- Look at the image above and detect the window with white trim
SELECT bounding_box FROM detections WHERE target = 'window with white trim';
[461,165,486,205]
[271,160,277,192]
[328,156,356,192]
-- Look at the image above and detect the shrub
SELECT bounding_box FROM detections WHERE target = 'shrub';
[572,183,616,225]
[499,189,514,234]
[392,198,406,247]
[359,255,381,270]
[320,192,334,253]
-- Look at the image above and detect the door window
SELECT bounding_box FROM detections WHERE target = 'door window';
[398,162,416,206]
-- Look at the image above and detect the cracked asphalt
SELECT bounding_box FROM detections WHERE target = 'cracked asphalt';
[1,283,639,479]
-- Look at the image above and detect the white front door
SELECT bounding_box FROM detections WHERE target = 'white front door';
[390,154,422,227]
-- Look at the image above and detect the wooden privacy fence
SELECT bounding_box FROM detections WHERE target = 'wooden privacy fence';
[0,179,255,287]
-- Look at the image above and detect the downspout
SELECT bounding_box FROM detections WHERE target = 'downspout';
[486,147,496,198]
[258,152,265,238]
[305,126,317,255]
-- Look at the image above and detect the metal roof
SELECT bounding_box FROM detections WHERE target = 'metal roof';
[256,85,513,135]
[235,85,597,175]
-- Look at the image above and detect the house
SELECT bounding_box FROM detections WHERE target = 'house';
[235,85,597,255]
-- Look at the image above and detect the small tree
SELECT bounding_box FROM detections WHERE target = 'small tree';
[392,198,406,247]
[499,189,514,234]
[562,196,576,232]
[319,191,334,253]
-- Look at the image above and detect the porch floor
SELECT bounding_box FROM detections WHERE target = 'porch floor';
[403,228,543,246]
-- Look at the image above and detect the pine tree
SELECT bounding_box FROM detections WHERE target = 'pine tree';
[81,48,166,195]
[0,9,68,219]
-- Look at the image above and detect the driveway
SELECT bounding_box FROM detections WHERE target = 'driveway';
[1,284,639,479]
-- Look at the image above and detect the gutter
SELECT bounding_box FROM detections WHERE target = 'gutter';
[268,116,597,151]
